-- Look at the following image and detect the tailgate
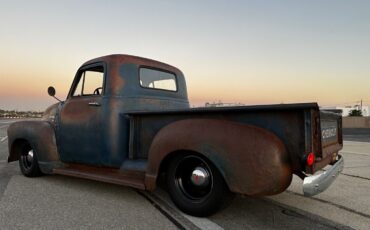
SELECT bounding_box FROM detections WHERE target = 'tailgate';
[302,110,344,196]
[313,111,343,171]
[320,111,343,158]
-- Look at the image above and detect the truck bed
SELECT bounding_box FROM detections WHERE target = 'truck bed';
[126,103,330,174]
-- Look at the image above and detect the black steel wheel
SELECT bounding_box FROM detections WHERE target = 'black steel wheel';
[19,142,43,177]
[166,153,233,217]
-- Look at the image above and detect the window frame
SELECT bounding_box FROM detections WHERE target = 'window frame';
[67,62,107,99]
[138,66,178,92]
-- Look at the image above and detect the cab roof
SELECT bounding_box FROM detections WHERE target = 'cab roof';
[81,54,182,75]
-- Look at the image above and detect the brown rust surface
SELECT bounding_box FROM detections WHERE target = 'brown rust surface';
[53,163,146,190]
[145,119,293,196]
[7,120,59,163]
[314,151,340,172]
[60,97,100,123]
[82,54,183,75]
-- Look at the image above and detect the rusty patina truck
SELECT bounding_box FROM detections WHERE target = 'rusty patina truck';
[7,54,344,216]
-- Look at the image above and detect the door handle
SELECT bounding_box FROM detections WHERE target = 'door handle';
[88,102,101,107]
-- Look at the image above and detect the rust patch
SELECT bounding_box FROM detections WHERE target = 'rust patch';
[53,163,145,190]
[145,119,293,196]
[7,120,60,163]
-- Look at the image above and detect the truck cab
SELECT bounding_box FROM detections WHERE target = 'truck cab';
[53,55,189,168]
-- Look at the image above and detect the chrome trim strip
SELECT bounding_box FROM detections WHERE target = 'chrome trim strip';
[303,155,344,196]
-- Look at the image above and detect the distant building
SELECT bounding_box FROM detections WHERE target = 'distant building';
[322,105,369,117]
[0,109,43,118]
[205,102,245,107]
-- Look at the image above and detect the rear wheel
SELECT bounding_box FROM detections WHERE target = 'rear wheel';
[19,142,43,177]
[166,153,233,217]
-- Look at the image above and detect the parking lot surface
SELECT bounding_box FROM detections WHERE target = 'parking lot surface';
[1,119,369,229]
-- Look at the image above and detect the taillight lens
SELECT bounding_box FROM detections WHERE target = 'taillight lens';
[306,152,315,166]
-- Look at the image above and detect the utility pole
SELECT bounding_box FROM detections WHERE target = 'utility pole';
[361,99,363,111]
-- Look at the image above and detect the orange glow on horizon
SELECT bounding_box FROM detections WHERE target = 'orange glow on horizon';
[0,1,369,111]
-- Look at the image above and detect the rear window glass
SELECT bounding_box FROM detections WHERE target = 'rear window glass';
[139,68,177,91]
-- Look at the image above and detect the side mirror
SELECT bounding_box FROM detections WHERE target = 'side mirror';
[47,86,61,102]
[48,86,56,96]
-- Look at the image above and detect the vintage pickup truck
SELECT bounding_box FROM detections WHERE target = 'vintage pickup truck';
[7,54,343,216]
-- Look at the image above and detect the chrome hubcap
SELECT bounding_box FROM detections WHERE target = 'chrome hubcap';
[27,150,34,162]
[190,167,210,187]
[174,155,213,200]
[21,147,34,170]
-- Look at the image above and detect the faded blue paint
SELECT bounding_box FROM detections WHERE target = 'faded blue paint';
[56,55,189,167]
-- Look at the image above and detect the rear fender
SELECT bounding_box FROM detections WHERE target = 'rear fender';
[145,119,292,196]
[8,120,60,173]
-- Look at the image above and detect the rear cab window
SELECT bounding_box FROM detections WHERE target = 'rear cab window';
[139,68,177,92]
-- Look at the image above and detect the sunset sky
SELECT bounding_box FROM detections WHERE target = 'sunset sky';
[1,0,370,111]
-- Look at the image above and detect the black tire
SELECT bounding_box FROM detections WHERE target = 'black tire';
[18,142,43,177]
[166,153,233,217]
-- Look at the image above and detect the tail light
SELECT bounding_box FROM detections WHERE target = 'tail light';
[306,152,315,166]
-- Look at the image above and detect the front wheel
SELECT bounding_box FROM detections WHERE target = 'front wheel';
[19,142,43,177]
[166,153,233,217]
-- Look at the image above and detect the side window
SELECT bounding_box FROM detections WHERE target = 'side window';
[73,66,104,96]
[139,68,177,91]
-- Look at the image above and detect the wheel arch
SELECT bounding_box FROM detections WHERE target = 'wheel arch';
[7,120,60,173]
[145,118,293,195]
[8,138,30,162]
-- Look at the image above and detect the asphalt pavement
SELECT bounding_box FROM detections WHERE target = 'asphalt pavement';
[343,128,370,142]
[0,119,13,161]
[0,119,369,229]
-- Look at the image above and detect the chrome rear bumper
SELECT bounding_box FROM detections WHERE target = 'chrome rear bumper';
[303,155,344,196]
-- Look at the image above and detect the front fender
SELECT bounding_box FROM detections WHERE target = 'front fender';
[8,120,60,173]
[145,119,292,196]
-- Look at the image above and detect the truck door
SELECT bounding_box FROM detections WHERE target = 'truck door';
[58,63,105,165]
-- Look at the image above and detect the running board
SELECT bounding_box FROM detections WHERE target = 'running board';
[53,164,146,190]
